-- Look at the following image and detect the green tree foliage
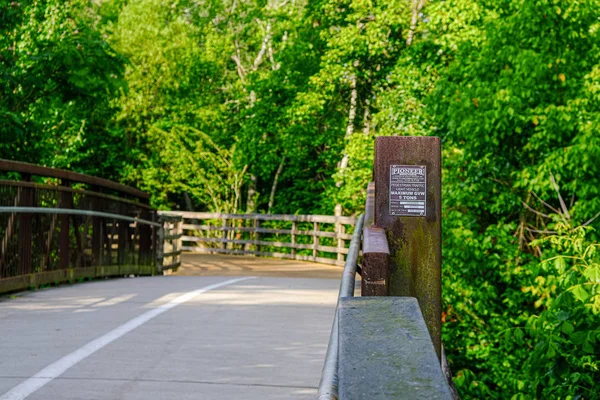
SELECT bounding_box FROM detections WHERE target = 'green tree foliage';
[430,1,600,397]
[524,226,600,399]
[0,0,127,177]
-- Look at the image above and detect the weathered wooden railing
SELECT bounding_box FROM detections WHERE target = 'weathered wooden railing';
[0,160,178,294]
[158,212,357,266]
[158,214,183,271]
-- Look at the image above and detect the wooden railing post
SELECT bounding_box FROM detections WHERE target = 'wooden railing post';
[156,216,164,273]
[244,217,252,252]
[107,220,115,265]
[117,204,129,266]
[18,176,33,275]
[291,221,297,259]
[334,204,344,264]
[221,217,227,250]
[138,208,151,266]
[373,136,442,359]
[175,217,183,262]
[59,180,73,270]
[151,212,158,269]
[254,218,261,254]
[91,218,103,267]
[312,222,319,261]
[90,187,102,267]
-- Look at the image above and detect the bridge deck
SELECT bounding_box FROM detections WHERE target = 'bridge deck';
[0,255,342,400]
[176,253,346,279]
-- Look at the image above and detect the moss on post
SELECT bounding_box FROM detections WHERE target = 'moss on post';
[374,136,442,359]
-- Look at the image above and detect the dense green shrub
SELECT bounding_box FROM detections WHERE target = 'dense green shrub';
[522,226,600,399]
[0,0,127,177]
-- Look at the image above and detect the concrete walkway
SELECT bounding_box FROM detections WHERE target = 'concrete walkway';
[0,267,339,399]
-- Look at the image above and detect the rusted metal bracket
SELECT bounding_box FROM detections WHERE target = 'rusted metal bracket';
[362,226,390,296]
[361,181,391,296]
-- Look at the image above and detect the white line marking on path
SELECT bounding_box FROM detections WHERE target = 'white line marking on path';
[0,277,255,400]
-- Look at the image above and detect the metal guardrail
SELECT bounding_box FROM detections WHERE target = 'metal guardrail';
[317,213,364,400]
[0,161,163,294]
[0,207,161,227]
[0,160,149,200]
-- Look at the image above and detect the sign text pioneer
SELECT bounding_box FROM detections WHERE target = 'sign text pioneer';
[389,165,426,217]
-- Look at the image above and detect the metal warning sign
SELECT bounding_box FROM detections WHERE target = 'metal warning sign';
[389,165,427,216]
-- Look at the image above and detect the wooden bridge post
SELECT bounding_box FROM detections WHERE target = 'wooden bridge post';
[59,180,73,270]
[91,189,103,267]
[312,222,319,261]
[373,136,442,359]
[156,216,165,273]
[291,221,297,259]
[138,209,152,265]
[221,218,227,250]
[334,204,345,264]
[254,218,261,254]
[117,204,128,265]
[175,218,183,260]
[152,212,158,269]
[18,175,33,275]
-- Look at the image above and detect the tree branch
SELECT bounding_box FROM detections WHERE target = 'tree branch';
[531,191,562,216]
[336,73,358,186]
[525,227,557,234]
[550,172,571,220]
[521,201,550,218]
[268,37,279,70]
[268,156,285,213]
[583,210,600,227]
[231,39,247,84]
[253,20,272,71]
[362,100,370,136]
[406,0,427,46]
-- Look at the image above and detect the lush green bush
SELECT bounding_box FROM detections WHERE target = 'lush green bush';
[522,226,600,399]
[431,1,600,398]
[0,0,127,177]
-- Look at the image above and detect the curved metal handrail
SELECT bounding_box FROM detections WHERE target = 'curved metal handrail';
[0,180,154,209]
[0,207,160,227]
[0,160,149,200]
[317,213,364,400]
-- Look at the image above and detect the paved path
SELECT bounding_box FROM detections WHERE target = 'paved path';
[0,259,340,400]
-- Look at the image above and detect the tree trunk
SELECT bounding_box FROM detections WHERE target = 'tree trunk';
[406,0,427,46]
[337,74,358,184]
[183,193,194,211]
[362,101,371,136]
[344,74,358,139]
[268,156,285,214]
[246,174,257,213]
